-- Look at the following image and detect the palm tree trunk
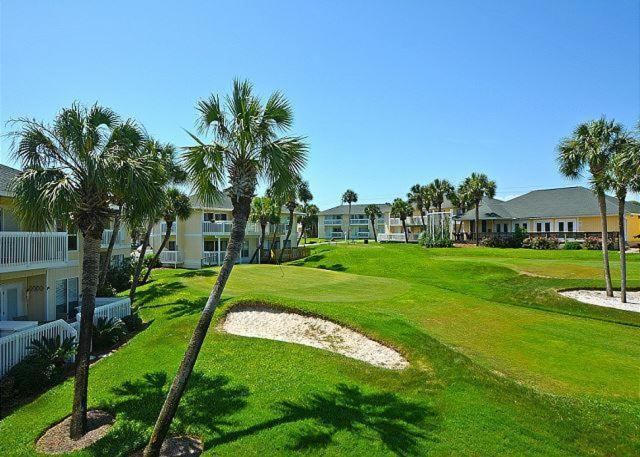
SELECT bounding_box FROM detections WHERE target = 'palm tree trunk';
[402,220,408,243]
[597,192,614,297]
[475,203,480,246]
[142,218,172,284]
[98,209,121,288]
[69,232,101,439]
[617,190,627,303]
[130,220,154,304]
[250,223,266,263]
[370,218,378,242]
[143,197,251,457]
[346,204,352,241]
[269,224,279,262]
[279,209,294,262]
[420,210,426,233]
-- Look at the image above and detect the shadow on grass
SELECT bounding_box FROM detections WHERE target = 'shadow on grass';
[316,263,347,272]
[208,383,437,455]
[93,371,249,456]
[135,282,187,309]
[178,268,218,279]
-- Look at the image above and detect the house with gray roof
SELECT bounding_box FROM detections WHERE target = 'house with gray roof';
[319,203,391,240]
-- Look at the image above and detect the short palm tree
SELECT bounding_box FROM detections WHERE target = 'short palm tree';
[249,196,279,262]
[448,186,471,238]
[342,189,358,241]
[8,103,158,439]
[407,184,427,231]
[460,173,496,246]
[364,204,382,241]
[279,179,311,261]
[557,118,623,297]
[144,79,307,456]
[298,203,319,245]
[429,179,454,212]
[141,187,193,283]
[390,198,413,243]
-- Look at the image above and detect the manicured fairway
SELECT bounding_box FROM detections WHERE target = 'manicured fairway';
[0,244,638,456]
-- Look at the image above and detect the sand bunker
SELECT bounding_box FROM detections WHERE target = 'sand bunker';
[222,306,408,370]
[560,290,640,313]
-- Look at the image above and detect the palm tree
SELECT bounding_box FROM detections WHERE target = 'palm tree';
[279,179,311,262]
[447,186,471,239]
[144,79,307,456]
[298,203,319,245]
[8,103,158,439]
[342,189,358,241]
[390,198,413,243]
[557,118,623,297]
[141,187,193,283]
[407,184,427,231]
[249,196,278,263]
[460,173,496,246]
[421,184,435,213]
[364,204,382,241]
[429,179,454,212]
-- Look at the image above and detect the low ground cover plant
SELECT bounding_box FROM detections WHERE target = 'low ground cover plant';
[92,317,126,351]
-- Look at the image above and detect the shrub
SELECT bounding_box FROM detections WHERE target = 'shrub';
[27,335,76,370]
[563,241,582,250]
[122,312,144,332]
[93,317,126,351]
[96,283,117,297]
[527,237,559,250]
[479,228,525,249]
[419,232,453,248]
[106,258,132,292]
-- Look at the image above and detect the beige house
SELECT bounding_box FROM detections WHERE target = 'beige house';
[0,164,132,326]
[149,196,301,269]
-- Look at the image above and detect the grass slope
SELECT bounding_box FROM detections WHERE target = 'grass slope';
[0,244,638,456]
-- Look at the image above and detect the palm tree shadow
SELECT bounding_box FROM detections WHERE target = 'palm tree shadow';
[136,282,187,308]
[164,296,231,320]
[208,383,437,455]
[317,263,347,272]
[178,268,218,279]
[93,371,249,456]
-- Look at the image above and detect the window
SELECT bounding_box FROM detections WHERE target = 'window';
[515,223,520,230]
[496,224,501,233]
[481,220,487,232]
[204,212,227,222]
[55,277,79,320]
[504,224,508,232]
[536,222,542,232]
[558,222,564,232]
[68,233,78,251]
[544,222,551,232]
[522,223,527,231]
[567,221,574,232]
[241,241,249,258]
[204,240,216,252]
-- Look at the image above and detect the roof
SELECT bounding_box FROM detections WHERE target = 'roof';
[0,164,20,196]
[189,195,302,214]
[458,186,640,220]
[319,203,391,215]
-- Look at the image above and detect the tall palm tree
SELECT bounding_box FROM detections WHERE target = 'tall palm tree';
[447,186,471,239]
[364,204,382,241]
[249,196,278,263]
[390,198,413,243]
[279,179,311,261]
[144,79,307,456]
[407,184,427,231]
[460,173,496,246]
[429,179,454,212]
[557,118,623,297]
[8,103,158,439]
[298,203,319,245]
[141,187,193,283]
[342,189,358,241]
[421,184,435,213]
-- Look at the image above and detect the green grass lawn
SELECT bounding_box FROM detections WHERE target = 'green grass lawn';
[1,244,639,456]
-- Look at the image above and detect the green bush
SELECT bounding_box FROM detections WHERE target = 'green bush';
[96,283,117,297]
[419,232,453,248]
[93,317,126,351]
[106,258,132,292]
[524,237,559,250]
[563,241,582,250]
[27,335,76,371]
[122,312,144,332]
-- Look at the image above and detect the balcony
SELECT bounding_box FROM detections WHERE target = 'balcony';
[349,218,370,225]
[378,232,419,242]
[160,221,176,235]
[202,220,263,236]
[0,232,68,273]
[355,231,371,239]
[323,219,343,226]
[389,216,425,226]
[159,250,183,266]
[101,228,125,248]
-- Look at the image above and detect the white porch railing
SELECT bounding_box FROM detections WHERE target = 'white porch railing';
[323,219,343,225]
[160,221,177,235]
[202,220,262,236]
[378,233,419,242]
[202,251,222,266]
[76,297,132,324]
[159,250,183,266]
[101,228,125,248]
[0,319,77,377]
[0,231,68,273]
[355,231,371,238]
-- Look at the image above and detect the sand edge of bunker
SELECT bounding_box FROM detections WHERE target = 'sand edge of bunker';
[559,289,640,313]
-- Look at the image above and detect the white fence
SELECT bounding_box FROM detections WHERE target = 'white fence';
[202,220,262,236]
[0,319,77,377]
[378,233,410,242]
[0,231,68,272]
[76,297,132,324]
[159,250,183,266]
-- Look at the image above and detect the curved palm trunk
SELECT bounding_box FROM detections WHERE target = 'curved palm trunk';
[402,219,409,243]
[370,217,378,242]
[347,203,352,241]
[142,218,172,284]
[98,209,122,288]
[597,192,614,297]
[130,220,154,304]
[250,223,267,263]
[279,209,295,262]
[69,233,101,439]
[143,196,252,457]
[475,203,480,246]
[617,190,627,303]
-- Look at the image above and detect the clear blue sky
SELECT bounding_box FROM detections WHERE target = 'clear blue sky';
[1,1,638,208]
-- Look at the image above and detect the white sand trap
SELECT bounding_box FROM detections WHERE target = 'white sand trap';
[222,306,408,370]
[560,290,640,313]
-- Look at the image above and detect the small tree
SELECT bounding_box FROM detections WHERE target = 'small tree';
[460,173,496,246]
[298,202,319,245]
[249,196,279,262]
[364,204,382,242]
[390,198,413,243]
[407,184,427,232]
[447,186,471,239]
[341,189,358,241]
[279,179,311,261]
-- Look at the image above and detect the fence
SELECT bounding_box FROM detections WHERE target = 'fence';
[0,231,68,272]
[260,246,310,263]
[76,297,132,324]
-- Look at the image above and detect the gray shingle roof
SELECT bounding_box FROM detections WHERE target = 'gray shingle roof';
[0,164,20,195]
[458,186,640,220]
[320,203,391,215]
[189,194,301,214]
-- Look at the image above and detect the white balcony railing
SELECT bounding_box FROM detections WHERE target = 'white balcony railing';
[323,219,343,226]
[160,221,177,235]
[101,228,125,248]
[389,217,423,226]
[355,231,371,239]
[159,250,183,266]
[202,220,263,236]
[378,232,419,242]
[76,297,131,325]
[0,232,68,273]
[349,218,370,225]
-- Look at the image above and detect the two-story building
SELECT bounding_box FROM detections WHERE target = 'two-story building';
[318,204,390,240]
[149,195,301,269]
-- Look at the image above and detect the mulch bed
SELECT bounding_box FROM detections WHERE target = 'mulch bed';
[131,436,203,456]
[35,409,114,454]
